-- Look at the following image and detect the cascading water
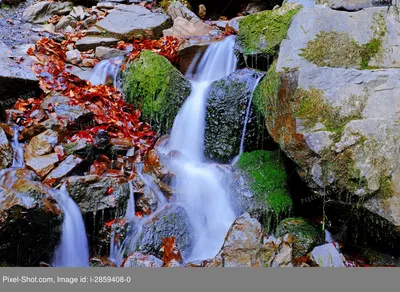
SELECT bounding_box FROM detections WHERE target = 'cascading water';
[90,56,124,87]
[161,36,239,260]
[11,125,24,168]
[52,184,89,267]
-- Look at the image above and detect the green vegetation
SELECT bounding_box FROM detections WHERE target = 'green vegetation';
[300,12,387,69]
[253,60,281,118]
[276,217,321,258]
[122,50,191,134]
[237,3,301,56]
[295,88,366,141]
[237,150,292,219]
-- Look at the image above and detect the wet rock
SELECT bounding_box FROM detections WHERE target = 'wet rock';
[26,153,59,178]
[136,188,158,215]
[75,37,119,52]
[81,58,97,67]
[66,175,129,213]
[22,1,73,24]
[122,252,163,267]
[0,169,62,266]
[276,218,321,259]
[133,204,195,259]
[41,94,89,123]
[69,6,86,21]
[122,50,191,134]
[44,155,83,187]
[167,1,199,21]
[310,243,346,267]
[243,1,267,15]
[259,234,294,267]
[0,128,13,169]
[163,17,211,37]
[96,4,172,41]
[232,151,292,232]
[24,129,58,160]
[95,46,126,60]
[210,213,263,267]
[205,69,264,163]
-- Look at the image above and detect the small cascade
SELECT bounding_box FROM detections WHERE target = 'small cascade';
[11,125,24,168]
[238,74,263,156]
[125,180,136,220]
[52,184,89,267]
[90,56,124,87]
[161,36,239,261]
[136,164,167,206]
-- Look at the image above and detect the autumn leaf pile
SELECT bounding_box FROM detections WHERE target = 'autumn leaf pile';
[8,33,182,177]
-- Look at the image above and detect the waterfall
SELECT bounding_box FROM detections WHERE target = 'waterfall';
[90,56,123,87]
[162,36,239,261]
[52,184,89,267]
[11,125,24,168]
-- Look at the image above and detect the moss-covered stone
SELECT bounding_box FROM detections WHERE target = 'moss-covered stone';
[300,12,387,69]
[237,150,293,222]
[122,50,191,134]
[237,3,301,56]
[276,217,322,259]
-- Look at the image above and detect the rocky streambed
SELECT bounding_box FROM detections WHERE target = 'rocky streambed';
[0,0,400,268]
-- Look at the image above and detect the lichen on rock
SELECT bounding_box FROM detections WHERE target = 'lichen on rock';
[122,50,191,134]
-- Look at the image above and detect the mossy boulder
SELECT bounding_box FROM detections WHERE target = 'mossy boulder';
[254,5,400,254]
[233,150,293,232]
[122,50,191,134]
[204,69,264,163]
[276,218,322,259]
[236,2,301,57]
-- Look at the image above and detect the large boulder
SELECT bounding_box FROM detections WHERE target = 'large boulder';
[204,69,264,163]
[236,2,302,57]
[254,5,400,254]
[65,175,130,213]
[122,50,191,134]
[317,0,383,11]
[232,150,293,232]
[0,128,13,169]
[0,169,62,266]
[95,4,172,41]
[131,204,195,259]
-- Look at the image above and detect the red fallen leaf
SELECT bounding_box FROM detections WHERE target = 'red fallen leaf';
[135,211,143,218]
[107,186,114,195]
[7,19,13,24]
[89,160,107,176]
[105,220,115,228]
[161,237,182,265]
[54,145,65,160]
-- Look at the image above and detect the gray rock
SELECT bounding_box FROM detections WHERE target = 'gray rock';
[95,46,126,60]
[0,42,38,108]
[167,1,199,21]
[317,0,382,11]
[163,17,211,38]
[66,175,130,213]
[122,252,163,267]
[133,204,195,259]
[66,49,81,64]
[310,243,346,267]
[75,37,119,51]
[69,6,85,21]
[22,1,73,24]
[43,155,83,187]
[55,15,78,30]
[95,4,172,41]
[205,69,264,163]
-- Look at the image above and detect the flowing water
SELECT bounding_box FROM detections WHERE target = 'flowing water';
[90,56,124,87]
[52,184,89,267]
[11,125,24,168]
[161,36,239,260]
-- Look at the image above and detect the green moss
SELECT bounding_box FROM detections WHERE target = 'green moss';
[276,217,321,258]
[300,12,387,69]
[237,3,301,56]
[253,60,281,118]
[377,176,394,200]
[237,150,292,218]
[122,50,191,134]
